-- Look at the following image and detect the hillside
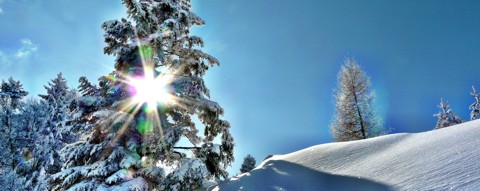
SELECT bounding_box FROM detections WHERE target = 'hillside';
[209,120,480,191]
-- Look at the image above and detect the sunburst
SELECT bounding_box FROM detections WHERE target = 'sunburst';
[127,68,175,111]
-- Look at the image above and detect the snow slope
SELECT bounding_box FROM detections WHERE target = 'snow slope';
[210,120,480,191]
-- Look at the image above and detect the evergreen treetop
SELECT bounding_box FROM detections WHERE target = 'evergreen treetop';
[240,154,256,174]
[434,98,464,129]
[0,77,28,108]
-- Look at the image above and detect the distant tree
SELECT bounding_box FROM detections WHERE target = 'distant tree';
[51,0,234,190]
[434,98,464,129]
[469,86,480,121]
[330,58,383,142]
[240,154,256,173]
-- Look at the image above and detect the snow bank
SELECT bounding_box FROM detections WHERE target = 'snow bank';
[210,120,480,191]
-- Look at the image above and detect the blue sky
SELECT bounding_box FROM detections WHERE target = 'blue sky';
[1,0,480,175]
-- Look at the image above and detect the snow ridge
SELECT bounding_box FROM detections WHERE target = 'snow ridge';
[212,120,480,191]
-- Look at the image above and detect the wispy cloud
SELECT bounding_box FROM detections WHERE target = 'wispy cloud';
[15,39,38,59]
[0,38,39,68]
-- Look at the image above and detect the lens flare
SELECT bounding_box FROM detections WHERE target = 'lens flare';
[137,119,154,135]
[128,70,174,111]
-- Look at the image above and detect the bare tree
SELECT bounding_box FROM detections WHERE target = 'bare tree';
[330,58,383,141]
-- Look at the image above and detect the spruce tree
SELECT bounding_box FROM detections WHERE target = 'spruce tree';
[24,74,74,190]
[469,86,480,121]
[18,98,48,189]
[52,0,234,190]
[240,154,256,173]
[434,98,464,129]
[330,58,383,142]
[37,73,73,174]
[0,77,28,189]
[0,77,28,169]
[39,73,71,127]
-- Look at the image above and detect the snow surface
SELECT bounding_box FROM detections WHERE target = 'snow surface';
[210,120,480,191]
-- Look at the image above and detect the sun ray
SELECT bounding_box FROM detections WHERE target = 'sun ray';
[109,102,144,146]
[152,106,167,148]
[149,104,166,135]
[102,99,138,133]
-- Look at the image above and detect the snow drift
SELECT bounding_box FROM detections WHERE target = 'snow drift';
[210,120,480,191]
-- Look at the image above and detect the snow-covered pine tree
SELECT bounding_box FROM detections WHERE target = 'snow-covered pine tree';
[18,98,49,190]
[68,76,106,136]
[0,78,29,168]
[51,0,234,190]
[39,73,71,127]
[434,98,464,129]
[0,77,28,189]
[37,73,72,173]
[469,86,480,121]
[330,58,383,142]
[29,73,76,190]
[72,76,107,127]
[78,76,100,97]
[240,154,256,173]
[0,170,26,190]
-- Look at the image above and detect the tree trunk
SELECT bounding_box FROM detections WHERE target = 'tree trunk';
[353,93,367,139]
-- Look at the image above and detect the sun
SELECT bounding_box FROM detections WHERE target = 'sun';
[128,72,174,110]
[108,67,177,143]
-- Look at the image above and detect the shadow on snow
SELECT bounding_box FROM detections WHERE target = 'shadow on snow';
[208,159,392,191]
